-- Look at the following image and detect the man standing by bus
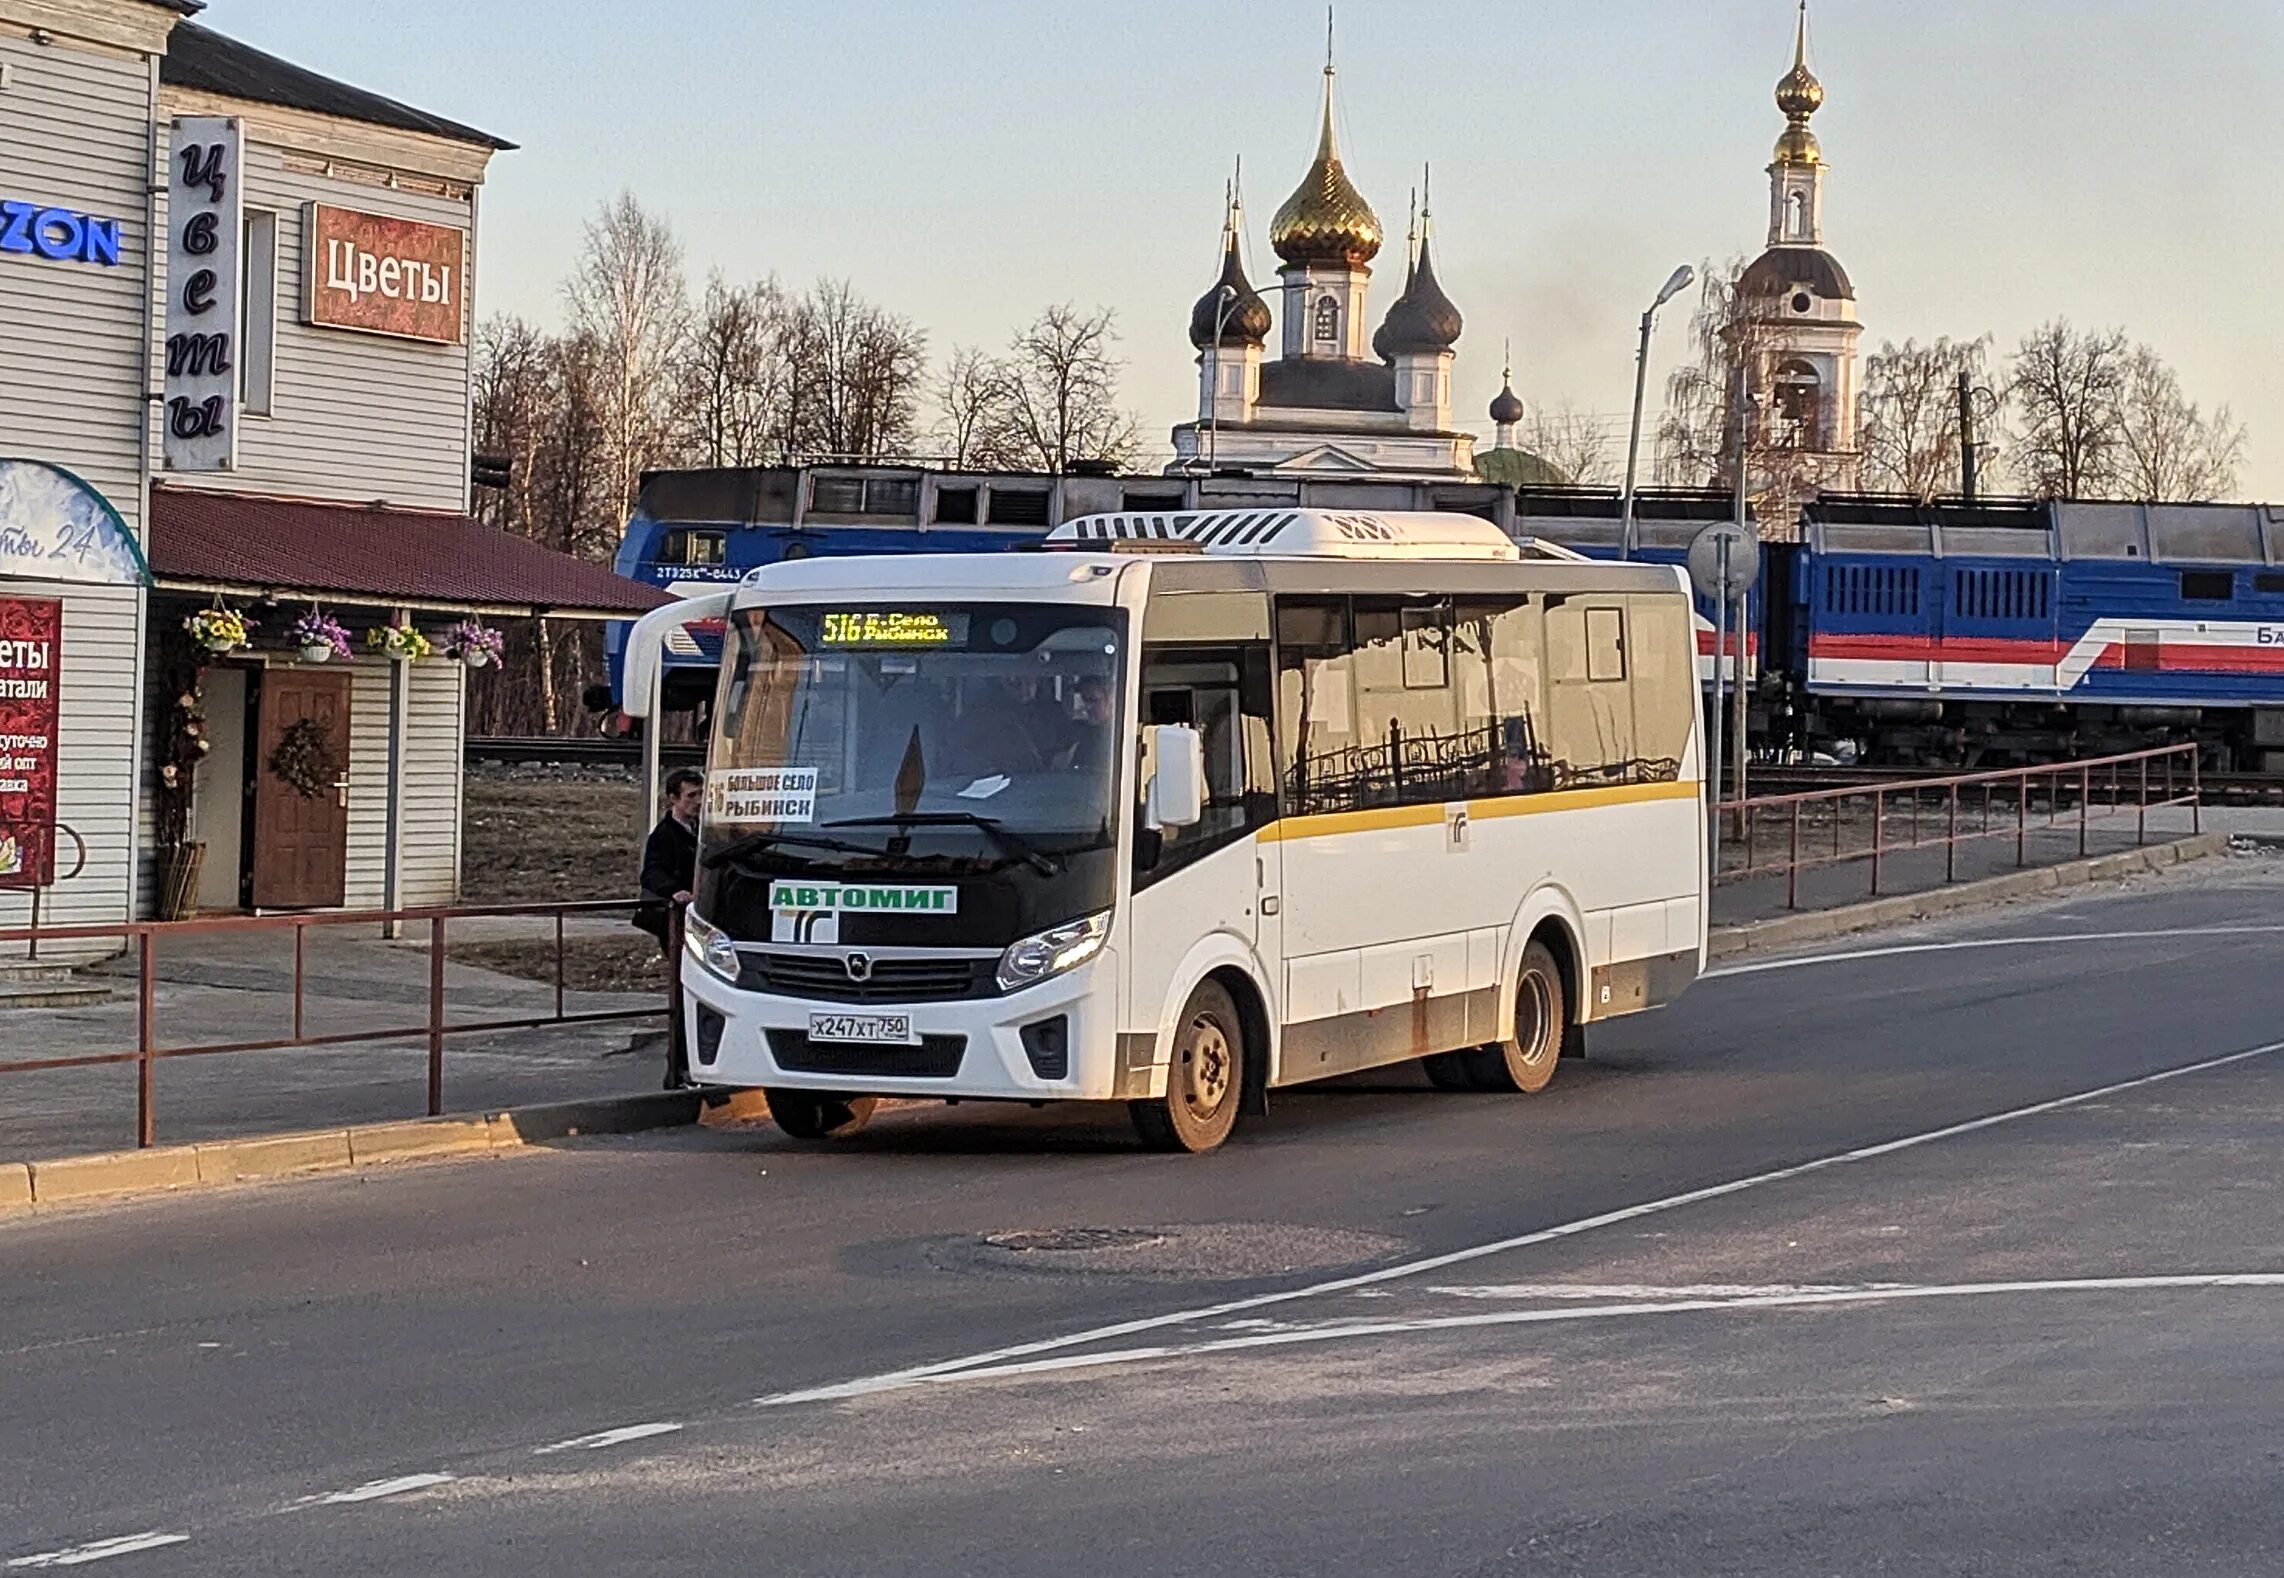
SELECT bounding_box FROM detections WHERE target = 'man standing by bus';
[638,768,703,1087]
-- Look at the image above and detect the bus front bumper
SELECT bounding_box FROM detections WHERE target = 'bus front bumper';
[679,952,1130,1103]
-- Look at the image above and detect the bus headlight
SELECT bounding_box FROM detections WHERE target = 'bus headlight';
[997,911,1110,994]
[684,910,743,984]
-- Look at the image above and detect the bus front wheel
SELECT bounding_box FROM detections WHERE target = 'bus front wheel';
[1131,981,1245,1154]
[765,1089,879,1141]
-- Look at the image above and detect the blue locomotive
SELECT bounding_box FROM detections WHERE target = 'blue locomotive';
[1772,497,2284,770]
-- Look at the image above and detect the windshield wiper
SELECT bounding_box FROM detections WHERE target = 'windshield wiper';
[702,828,885,870]
[825,812,1063,877]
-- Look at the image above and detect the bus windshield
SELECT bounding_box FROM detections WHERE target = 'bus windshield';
[702,602,1126,882]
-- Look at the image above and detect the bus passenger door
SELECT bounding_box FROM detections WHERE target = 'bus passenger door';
[1129,645,1280,1056]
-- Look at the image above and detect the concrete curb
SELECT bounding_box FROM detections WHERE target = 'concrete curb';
[3,1089,719,1216]
[1707,832,2230,962]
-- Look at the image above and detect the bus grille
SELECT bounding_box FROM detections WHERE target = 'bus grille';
[742,952,992,1003]
[766,1030,967,1079]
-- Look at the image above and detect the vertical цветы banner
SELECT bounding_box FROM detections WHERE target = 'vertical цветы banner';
[0,597,63,890]
[163,115,243,473]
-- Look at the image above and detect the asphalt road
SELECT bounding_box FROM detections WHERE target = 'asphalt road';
[5,855,2283,1574]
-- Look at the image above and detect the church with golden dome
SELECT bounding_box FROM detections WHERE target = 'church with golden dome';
[1168,48,1479,480]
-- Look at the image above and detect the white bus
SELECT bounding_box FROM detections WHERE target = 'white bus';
[622,509,1707,1153]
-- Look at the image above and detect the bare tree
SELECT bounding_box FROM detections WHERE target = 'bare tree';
[2006,321,2130,499]
[1858,335,1992,499]
[565,192,688,528]
[1510,399,1614,487]
[777,279,927,459]
[995,304,1139,473]
[2116,345,2247,501]
[675,273,788,467]
[933,346,1024,469]
[472,314,554,539]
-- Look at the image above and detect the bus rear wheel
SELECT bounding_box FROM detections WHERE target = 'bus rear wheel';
[1461,940,1567,1094]
[765,1089,879,1141]
[1443,936,1571,1100]
[1131,981,1244,1154]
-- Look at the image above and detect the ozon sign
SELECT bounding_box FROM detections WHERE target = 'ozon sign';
[303,203,466,345]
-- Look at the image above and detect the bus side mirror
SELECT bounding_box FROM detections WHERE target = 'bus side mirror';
[1145,724,1204,830]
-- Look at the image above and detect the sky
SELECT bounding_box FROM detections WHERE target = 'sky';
[202,0,2284,494]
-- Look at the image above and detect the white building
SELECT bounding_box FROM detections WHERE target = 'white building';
[0,0,658,955]
[1168,56,1475,481]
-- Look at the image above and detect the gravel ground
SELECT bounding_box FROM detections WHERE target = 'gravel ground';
[461,764,648,905]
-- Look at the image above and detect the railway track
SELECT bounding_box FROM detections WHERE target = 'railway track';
[465,735,704,768]
[466,738,2284,806]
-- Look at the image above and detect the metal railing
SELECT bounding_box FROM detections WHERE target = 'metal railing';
[9,822,89,963]
[0,899,668,1149]
[1714,743,2202,910]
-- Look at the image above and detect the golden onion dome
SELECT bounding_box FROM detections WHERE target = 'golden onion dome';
[1270,72,1382,269]
[1773,121,1822,166]
[1775,60,1825,120]
[1771,5,1825,165]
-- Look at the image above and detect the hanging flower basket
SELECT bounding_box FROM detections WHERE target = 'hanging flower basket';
[286,608,353,664]
[367,620,431,662]
[443,619,505,670]
[185,606,251,655]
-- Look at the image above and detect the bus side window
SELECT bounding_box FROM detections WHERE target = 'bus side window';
[1275,598,1357,818]
[1545,597,1638,789]
[1455,598,1554,797]
[1624,595,1695,784]
[1135,644,1274,887]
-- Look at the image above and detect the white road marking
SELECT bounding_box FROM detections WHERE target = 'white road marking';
[1426,1281,1879,1301]
[531,1422,683,1455]
[798,1275,2284,1397]
[5,1533,191,1568]
[1704,925,2284,980]
[297,1474,455,1506]
[755,1037,2284,1407]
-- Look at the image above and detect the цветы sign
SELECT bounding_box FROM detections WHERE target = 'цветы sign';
[303,203,466,345]
[0,597,62,890]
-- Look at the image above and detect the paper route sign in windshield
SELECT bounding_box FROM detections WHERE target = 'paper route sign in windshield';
[709,767,817,824]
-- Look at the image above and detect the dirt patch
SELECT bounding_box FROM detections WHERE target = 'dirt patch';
[452,933,669,994]
[463,765,647,903]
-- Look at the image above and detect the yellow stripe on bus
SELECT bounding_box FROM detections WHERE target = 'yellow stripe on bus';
[1255,780,1701,844]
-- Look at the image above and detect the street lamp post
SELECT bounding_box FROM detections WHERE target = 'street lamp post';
[1619,264,1696,561]
[1205,283,1236,475]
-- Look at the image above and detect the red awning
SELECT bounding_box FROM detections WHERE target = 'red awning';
[148,488,669,618]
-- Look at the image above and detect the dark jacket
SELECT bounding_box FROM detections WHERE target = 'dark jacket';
[635,814,698,938]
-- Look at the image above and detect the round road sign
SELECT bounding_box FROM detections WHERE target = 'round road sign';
[1687,520,1760,601]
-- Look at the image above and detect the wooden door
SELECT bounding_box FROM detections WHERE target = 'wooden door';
[250,668,352,909]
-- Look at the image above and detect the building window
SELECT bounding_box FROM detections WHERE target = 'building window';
[1772,359,1823,449]
[239,210,278,416]
[1787,190,1811,239]
[933,486,979,524]
[1123,490,1186,512]
[1312,295,1338,343]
